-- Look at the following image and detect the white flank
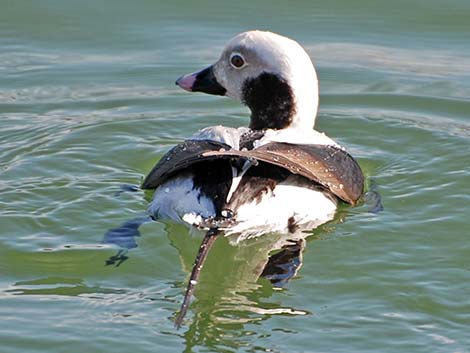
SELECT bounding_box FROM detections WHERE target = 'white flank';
[226,175,337,240]
[148,174,215,224]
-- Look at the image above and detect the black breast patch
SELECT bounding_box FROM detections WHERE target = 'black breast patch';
[242,72,296,130]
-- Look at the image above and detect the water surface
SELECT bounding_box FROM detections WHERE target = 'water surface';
[1,1,469,352]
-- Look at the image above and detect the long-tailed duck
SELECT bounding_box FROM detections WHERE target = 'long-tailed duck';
[142,31,364,327]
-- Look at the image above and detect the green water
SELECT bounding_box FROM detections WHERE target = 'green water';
[1,1,469,352]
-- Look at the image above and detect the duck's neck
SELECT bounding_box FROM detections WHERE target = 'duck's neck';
[242,72,318,131]
[288,63,319,130]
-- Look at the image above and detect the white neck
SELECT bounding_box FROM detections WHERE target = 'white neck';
[286,55,319,130]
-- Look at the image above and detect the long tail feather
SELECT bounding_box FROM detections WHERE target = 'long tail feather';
[174,227,219,329]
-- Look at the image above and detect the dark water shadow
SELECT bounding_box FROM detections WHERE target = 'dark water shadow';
[102,215,152,266]
[102,183,151,266]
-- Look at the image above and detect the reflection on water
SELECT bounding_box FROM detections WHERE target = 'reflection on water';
[96,169,384,346]
[99,197,369,338]
[167,225,308,351]
[166,208,370,351]
[2,0,470,351]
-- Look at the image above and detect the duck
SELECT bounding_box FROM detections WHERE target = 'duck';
[141,30,364,327]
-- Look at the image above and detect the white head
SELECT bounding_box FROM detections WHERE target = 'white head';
[176,31,319,130]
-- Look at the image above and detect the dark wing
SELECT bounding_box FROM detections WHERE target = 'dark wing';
[142,140,364,205]
[203,142,364,205]
[141,139,232,189]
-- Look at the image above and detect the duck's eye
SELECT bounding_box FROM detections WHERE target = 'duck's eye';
[230,54,245,68]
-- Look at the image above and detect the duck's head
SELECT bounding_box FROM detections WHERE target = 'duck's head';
[176,31,319,130]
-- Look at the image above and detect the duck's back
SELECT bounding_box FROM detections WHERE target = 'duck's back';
[144,126,363,239]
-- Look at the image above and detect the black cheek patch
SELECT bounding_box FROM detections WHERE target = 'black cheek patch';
[242,72,296,130]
